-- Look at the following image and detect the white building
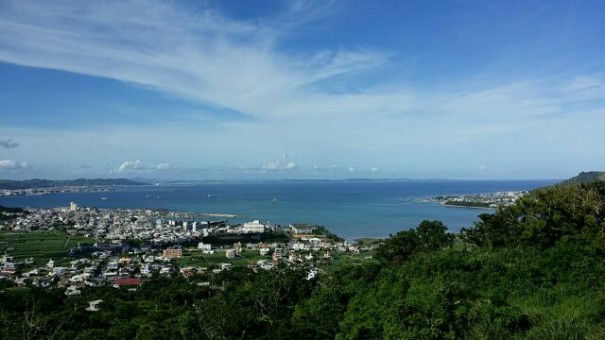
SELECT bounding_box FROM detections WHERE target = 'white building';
[198,242,212,251]
[225,249,237,259]
[86,300,103,312]
[259,246,271,256]
[290,223,316,235]
[242,220,265,233]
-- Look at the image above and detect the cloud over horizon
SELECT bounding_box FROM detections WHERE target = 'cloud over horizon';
[111,160,172,174]
[260,155,298,172]
[0,160,29,170]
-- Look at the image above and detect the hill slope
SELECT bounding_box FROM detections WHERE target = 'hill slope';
[563,171,605,184]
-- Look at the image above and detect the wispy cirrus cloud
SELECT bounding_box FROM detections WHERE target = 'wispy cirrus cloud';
[0,1,603,180]
[1,1,601,129]
[0,1,386,121]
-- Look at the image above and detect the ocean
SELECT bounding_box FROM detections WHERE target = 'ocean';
[0,180,557,240]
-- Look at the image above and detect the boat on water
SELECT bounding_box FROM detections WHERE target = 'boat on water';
[272,198,278,203]
[101,197,108,200]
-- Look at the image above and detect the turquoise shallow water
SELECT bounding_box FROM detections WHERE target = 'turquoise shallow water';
[0,180,557,240]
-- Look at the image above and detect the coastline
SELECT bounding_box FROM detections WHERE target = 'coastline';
[0,180,552,241]
[439,203,496,210]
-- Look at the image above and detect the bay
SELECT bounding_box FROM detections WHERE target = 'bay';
[0,179,557,240]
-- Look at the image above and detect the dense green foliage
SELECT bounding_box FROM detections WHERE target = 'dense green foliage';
[464,183,605,250]
[375,220,454,263]
[2,182,605,339]
[312,225,345,242]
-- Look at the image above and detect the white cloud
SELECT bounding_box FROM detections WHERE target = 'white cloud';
[152,163,172,171]
[348,167,356,173]
[370,167,379,172]
[115,160,145,173]
[0,160,29,170]
[260,155,298,172]
[112,160,172,174]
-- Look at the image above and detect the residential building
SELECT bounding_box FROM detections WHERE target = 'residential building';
[242,220,265,233]
[290,223,316,235]
[163,248,183,258]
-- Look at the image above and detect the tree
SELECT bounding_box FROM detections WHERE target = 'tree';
[416,220,454,252]
[375,229,419,264]
[376,220,453,264]
[465,183,605,250]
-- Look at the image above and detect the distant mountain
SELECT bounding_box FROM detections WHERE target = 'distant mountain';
[0,178,148,190]
[562,172,605,185]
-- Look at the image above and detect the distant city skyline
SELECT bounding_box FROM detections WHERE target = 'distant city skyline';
[1,0,604,180]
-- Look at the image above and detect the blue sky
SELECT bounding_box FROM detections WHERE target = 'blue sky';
[0,0,604,180]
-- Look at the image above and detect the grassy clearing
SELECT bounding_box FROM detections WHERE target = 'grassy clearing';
[0,231,93,263]
[321,250,378,272]
[509,289,605,339]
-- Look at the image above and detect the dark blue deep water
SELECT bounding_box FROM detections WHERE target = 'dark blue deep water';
[0,180,557,240]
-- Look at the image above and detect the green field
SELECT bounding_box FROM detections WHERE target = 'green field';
[321,250,378,272]
[0,231,94,266]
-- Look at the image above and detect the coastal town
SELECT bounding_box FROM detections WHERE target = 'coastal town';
[0,203,369,292]
[0,181,532,297]
[0,184,127,197]
[427,190,527,208]
[0,178,146,196]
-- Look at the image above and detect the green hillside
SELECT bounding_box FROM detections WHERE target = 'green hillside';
[562,171,605,184]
